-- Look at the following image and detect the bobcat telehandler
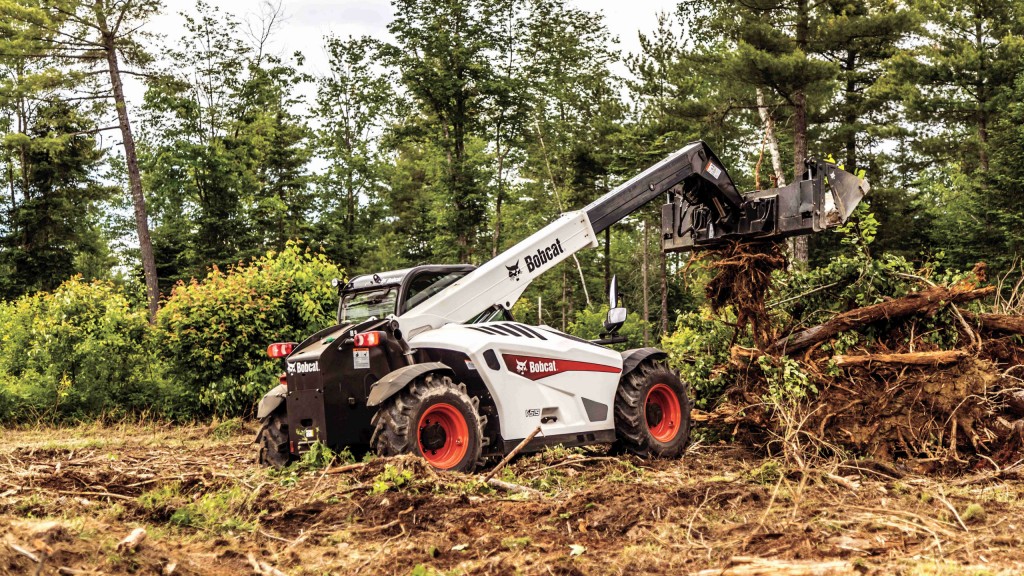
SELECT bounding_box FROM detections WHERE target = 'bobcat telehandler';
[256,141,869,471]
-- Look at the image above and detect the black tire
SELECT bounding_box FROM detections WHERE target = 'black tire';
[614,359,691,458]
[256,410,292,468]
[370,373,484,473]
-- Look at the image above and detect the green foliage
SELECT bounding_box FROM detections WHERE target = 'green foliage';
[156,242,342,417]
[299,441,338,470]
[0,277,170,423]
[756,355,816,404]
[371,464,415,494]
[169,486,256,533]
[566,304,652,351]
[660,308,738,409]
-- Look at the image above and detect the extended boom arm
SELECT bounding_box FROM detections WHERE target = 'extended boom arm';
[398,141,868,336]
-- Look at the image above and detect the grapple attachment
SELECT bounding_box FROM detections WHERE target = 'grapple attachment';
[660,158,870,252]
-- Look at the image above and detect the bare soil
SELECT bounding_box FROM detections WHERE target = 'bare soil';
[1,422,1022,575]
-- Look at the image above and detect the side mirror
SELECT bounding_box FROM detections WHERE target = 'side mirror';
[603,275,627,334]
[604,306,627,334]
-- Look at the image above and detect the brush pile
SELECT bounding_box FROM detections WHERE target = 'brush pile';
[697,243,1024,472]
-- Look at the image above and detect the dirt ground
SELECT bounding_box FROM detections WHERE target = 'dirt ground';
[1,421,1022,576]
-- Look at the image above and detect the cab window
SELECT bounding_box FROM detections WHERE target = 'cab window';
[340,287,398,323]
[403,270,470,312]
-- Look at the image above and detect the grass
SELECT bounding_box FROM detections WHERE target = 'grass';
[170,486,257,533]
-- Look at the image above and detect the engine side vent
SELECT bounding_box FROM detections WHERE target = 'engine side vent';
[467,323,548,340]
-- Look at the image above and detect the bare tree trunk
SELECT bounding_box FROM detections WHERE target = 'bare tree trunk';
[561,268,567,332]
[791,90,809,265]
[757,88,799,266]
[642,220,649,346]
[659,250,668,338]
[97,9,159,321]
[756,88,786,187]
[604,227,611,296]
[791,0,811,265]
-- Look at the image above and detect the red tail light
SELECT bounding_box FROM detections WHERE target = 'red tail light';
[353,331,384,347]
[279,372,287,387]
[267,342,297,358]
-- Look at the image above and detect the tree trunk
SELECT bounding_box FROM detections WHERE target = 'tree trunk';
[97,7,159,322]
[791,0,810,265]
[962,311,1024,335]
[756,88,786,187]
[791,89,809,265]
[642,220,649,346]
[844,51,858,172]
[492,145,504,258]
[660,250,668,338]
[770,286,995,354]
[604,227,611,296]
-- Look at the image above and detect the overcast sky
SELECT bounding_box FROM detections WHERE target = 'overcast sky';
[142,0,679,80]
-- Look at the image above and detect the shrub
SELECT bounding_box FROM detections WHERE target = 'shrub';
[0,277,170,422]
[660,307,739,409]
[567,304,653,351]
[156,242,342,417]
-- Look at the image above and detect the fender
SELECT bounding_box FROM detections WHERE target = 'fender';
[256,384,287,419]
[366,362,455,407]
[620,347,668,376]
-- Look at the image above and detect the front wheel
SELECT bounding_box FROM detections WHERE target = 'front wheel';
[370,374,484,472]
[614,360,691,458]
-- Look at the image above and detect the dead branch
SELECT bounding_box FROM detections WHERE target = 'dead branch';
[115,527,147,552]
[770,286,995,354]
[962,311,1024,335]
[832,350,968,367]
[486,478,542,496]
[694,557,855,575]
[482,425,542,482]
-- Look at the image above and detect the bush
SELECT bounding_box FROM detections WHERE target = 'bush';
[660,307,739,409]
[156,242,342,417]
[567,304,653,351]
[0,277,170,423]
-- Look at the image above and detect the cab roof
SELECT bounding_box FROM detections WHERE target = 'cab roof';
[344,264,476,291]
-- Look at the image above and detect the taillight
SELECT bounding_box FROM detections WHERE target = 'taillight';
[352,331,384,347]
[279,372,287,387]
[267,342,297,358]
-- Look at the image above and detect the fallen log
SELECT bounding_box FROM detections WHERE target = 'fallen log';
[770,286,994,354]
[832,350,968,368]
[962,311,1024,335]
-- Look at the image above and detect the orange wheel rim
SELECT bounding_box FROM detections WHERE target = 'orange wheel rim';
[417,403,470,469]
[645,383,682,443]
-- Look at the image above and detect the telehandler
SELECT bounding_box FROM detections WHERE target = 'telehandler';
[256,141,868,471]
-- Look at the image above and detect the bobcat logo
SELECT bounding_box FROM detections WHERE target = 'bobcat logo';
[506,260,522,281]
[515,359,528,374]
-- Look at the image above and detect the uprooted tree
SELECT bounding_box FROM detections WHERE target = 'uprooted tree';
[672,221,1024,473]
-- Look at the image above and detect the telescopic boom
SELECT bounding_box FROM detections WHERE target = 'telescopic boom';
[397,141,868,336]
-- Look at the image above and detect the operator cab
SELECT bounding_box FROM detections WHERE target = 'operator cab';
[339,264,512,325]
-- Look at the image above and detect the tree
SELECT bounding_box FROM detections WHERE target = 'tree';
[893,0,1024,173]
[313,35,401,269]
[141,1,313,286]
[382,0,501,262]
[0,1,118,297]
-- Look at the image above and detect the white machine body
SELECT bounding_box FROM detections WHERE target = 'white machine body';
[409,321,623,443]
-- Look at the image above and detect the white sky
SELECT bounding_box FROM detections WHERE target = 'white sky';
[139,0,679,88]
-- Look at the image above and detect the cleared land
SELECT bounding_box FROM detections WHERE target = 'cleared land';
[0,422,1022,576]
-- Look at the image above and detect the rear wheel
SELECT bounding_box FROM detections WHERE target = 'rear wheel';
[614,360,691,458]
[371,374,484,472]
[256,411,292,468]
